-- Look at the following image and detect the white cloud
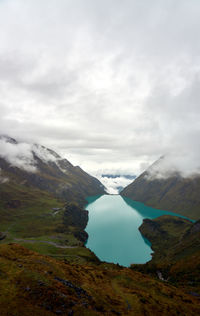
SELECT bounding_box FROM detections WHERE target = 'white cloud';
[98,176,133,195]
[0,137,63,173]
[146,154,200,180]
[0,0,200,177]
[0,138,37,172]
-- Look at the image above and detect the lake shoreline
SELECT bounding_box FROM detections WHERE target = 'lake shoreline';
[84,194,193,267]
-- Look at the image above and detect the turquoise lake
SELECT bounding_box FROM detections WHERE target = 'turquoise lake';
[85,195,190,267]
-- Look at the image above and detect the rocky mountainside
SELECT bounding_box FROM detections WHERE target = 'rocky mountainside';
[121,157,200,220]
[0,135,105,205]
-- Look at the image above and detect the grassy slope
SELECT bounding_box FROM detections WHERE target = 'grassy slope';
[133,215,200,294]
[0,243,200,316]
[0,182,98,264]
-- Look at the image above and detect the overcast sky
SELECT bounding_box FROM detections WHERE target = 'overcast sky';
[0,0,200,177]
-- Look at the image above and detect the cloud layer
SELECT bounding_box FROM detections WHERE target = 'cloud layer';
[0,0,200,177]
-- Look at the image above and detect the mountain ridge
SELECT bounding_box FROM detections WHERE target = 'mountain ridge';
[121,158,200,220]
[0,135,105,204]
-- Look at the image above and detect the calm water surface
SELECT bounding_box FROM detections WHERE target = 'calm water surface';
[85,195,190,267]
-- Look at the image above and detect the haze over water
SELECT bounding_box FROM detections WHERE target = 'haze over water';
[85,195,189,267]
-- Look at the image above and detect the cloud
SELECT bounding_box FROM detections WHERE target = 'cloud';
[0,0,200,177]
[98,176,134,195]
[0,138,37,172]
[0,137,61,173]
[145,154,200,180]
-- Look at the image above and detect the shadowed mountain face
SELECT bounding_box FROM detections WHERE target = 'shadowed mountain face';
[0,136,105,205]
[121,160,200,220]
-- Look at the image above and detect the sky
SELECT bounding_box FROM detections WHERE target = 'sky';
[0,0,200,178]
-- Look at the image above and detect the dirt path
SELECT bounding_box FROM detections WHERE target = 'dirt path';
[14,238,77,249]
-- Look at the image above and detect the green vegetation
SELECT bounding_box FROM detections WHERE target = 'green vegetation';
[0,243,200,315]
[0,182,99,264]
[132,215,200,295]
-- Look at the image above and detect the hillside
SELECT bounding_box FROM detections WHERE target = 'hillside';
[133,215,200,295]
[0,135,105,260]
[121,158,200,220]
[0,243,200,315]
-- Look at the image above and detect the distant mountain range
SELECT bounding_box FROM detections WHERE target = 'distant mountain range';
[121,157,200,220]
[102,174,136,180]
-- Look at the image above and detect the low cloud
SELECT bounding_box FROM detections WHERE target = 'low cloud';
[0,138,37,172]
[98,176,134,194]
[0,136,62,173]
[146,154,200,180]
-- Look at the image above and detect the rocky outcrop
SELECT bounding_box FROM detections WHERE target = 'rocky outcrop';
[0,232,6,240]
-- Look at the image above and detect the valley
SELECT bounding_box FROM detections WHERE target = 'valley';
[0,136,200,315]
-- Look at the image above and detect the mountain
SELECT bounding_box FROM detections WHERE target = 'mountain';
[0,135,105,205]
[0,135,106,261]
[102,174,136,180]
[121,157,200,220]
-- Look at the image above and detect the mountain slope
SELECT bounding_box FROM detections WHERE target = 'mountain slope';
[0,135,105,205]
[0,243,200,316]
[134,215,200,294]
[121,158,200,220]
[0,135,105,260]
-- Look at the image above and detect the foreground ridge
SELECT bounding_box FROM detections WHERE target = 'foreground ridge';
[0,243,200,316]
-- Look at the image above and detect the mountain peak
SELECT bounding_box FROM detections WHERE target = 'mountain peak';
[0,135,18,144]
[0,135,105,201]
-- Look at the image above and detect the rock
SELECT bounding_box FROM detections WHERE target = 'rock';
[0,232,6,241]
[54,277,91,299]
